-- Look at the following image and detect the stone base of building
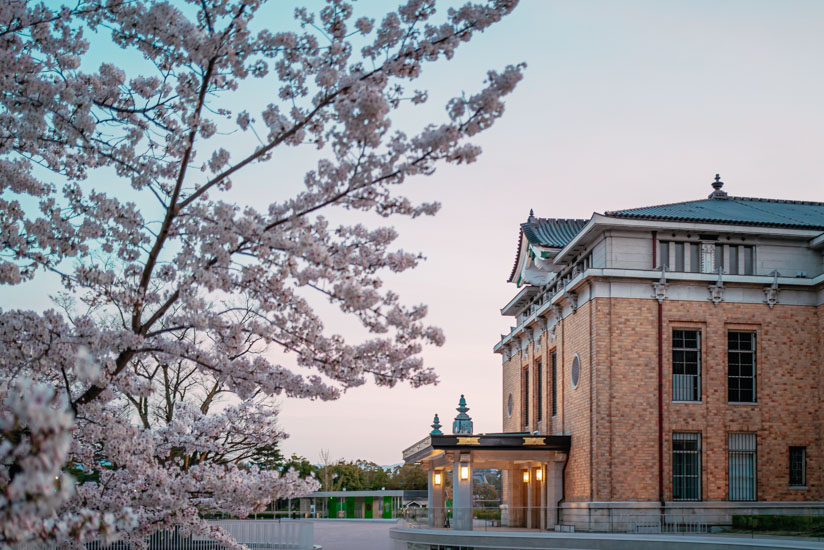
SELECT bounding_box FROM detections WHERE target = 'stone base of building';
[559,501,824,532]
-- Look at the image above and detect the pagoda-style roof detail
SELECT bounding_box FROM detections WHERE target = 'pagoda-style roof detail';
[507,214,588,284]
[521,218,589,248]
[606,196,824,230]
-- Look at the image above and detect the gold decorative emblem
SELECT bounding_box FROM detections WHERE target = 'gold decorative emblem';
[456,437,480,445]
[523,437,545,445]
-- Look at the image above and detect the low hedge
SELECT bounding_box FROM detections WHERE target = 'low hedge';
[732,514,824,533]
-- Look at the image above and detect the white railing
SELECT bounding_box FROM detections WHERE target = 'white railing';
[14,519,314,550]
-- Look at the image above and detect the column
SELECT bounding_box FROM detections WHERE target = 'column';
[545,453,567,530]
[526,466,534,529]
[539,464,546,530]
[507,466,523,527]
[452,454,472,530]
[427,468,445,528]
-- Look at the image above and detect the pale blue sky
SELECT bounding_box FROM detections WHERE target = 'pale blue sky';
[4,1,824,465]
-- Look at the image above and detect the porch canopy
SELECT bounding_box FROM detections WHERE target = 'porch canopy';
[402,433,571,531]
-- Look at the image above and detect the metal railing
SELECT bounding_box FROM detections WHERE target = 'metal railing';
[14,519,314,550]
[402,505,824,540]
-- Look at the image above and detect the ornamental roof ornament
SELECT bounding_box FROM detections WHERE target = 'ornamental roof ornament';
[452,394,473,435]
[430,413,443,435]
[708,174,728,199]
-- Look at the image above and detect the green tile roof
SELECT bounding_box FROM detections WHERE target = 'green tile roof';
[521,218,589,248]
[606,197,824,230]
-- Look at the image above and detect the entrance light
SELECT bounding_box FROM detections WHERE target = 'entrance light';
[536,468,543,481]
[460,465,470,480]
[523,470,529,483]
[434,472,442,486]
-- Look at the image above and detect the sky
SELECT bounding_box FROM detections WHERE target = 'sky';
[4,0,824,466]
[273,0,824,465]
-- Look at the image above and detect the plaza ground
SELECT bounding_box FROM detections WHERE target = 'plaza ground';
[312,520,394,550]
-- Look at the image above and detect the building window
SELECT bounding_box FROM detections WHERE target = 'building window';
[729,245,739,274]
[673,433,701,501]
[674,242,685,271]
[551,352,557,417]
[672,330,701,402]
[571,355,580,389]
[743,246,754,275]
[790,447,806,487]
[715,245,724,271]
[729,433,757,501]
[689,243,700,273]
[728,332,756,403]
[659,241,669,269]
[536,360,543,423]
[506,393,513,418]
[522,366,529,429]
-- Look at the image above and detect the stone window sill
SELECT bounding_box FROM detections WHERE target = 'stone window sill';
[789,486,808,491]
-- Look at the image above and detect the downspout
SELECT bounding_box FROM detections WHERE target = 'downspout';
[589,282,594,502]
[654,230,665,510]
[556,451,570,526]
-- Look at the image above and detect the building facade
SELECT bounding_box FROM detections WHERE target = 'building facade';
[495,178,823,524]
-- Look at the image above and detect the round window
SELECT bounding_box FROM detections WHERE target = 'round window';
[571,355,581,389]
[506,393,514,417]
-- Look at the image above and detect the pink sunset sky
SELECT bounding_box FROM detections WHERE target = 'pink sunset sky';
[273,0,824,465]
[3,0,823,467]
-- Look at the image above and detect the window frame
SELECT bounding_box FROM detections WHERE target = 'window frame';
[521,365,529,430]
[536,359,543,424]
[551,351,557,418]
[672,329,702,402]
[672,432,702,501]
[729,433,757,501]
[789,446,806,487]
[728,331,757,404]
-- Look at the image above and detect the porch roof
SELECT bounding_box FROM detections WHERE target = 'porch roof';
[402,433,571,464]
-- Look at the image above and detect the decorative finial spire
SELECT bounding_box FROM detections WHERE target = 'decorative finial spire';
[708,174,728,199]
[528,209,535,222]
[452,394,473,435]
[430,413,442,435]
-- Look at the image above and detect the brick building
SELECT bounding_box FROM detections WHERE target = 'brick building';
[494,177,823,526]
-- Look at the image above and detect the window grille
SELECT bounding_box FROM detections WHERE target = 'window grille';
[551,352,557,417]
[728,332,756,403]
[673,433,701,501]
[536,360,543,423]
[729,433,757,501]
[522,367,529,430]
[790,447,806,487]
[672,330,701,401]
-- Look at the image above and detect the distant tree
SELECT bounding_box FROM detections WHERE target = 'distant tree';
[251,442,285,471]
[356,460,391,490]
[281,455,318,479]
[388,463,427,490]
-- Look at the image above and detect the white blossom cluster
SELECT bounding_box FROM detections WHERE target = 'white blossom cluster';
[0,0,522,545]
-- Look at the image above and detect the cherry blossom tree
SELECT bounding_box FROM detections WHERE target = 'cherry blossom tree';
[0,0,522,545]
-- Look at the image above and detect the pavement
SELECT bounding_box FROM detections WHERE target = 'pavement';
[312,520,395,550]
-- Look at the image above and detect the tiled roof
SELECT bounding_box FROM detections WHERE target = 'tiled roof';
[606,196,824,230]
[521,218,589,248]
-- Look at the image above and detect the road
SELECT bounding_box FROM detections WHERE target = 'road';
[312,520,395,550]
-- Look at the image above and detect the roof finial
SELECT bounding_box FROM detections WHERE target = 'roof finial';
[452,394,473,435]
[430,413,442,435]
[528,208,535,222]
[708,174,728,199]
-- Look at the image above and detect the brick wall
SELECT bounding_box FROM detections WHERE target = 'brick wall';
[501,294,823,503]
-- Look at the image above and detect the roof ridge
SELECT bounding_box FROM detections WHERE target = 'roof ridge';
[522,217,589,225]
[607,195,824,215]
[727,195,824,207]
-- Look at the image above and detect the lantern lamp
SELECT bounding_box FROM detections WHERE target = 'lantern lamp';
[523,470,529,483]
[536,468,543,481]
[434,472,442,486]
[460,465,470,480]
